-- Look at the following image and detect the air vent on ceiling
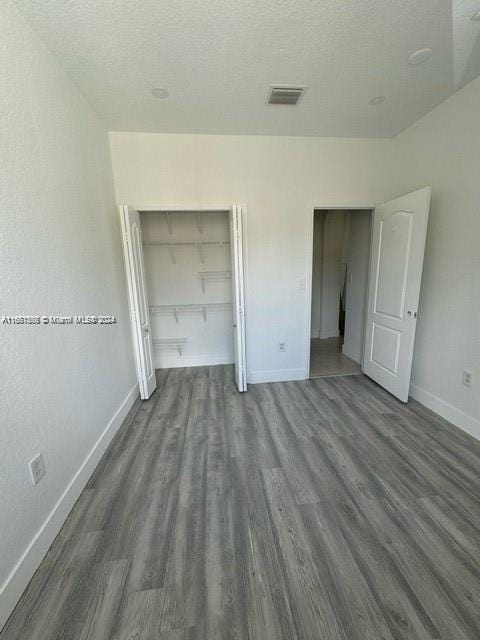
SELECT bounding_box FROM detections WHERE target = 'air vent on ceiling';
[267,85,306,105]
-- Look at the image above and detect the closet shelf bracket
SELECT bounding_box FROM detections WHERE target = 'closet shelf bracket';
[195,212,203,235]
[165,212,173,235]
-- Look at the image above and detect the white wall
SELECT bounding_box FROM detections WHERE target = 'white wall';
[141,211,234,367]
[109,132,392,383]
[389,75,480,438]
[343,211,372,363]
[0,3,137,628]
[319,211,346,339]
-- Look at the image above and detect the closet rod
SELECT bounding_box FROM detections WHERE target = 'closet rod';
[150,302,232,323]
[198,270,232,293]
[141,210,229,236]
[143,241,230,247]
[143,240,230,264]
[152,337,187,356]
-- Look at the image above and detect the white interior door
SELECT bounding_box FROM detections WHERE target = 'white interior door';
[120,206,157,400]
[230,205,247,392]
[362,187,431,402]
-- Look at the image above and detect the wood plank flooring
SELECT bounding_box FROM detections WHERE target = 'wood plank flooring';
[2,365,480,639]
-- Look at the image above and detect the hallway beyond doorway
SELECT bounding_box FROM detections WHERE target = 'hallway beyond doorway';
[310,337,361,378]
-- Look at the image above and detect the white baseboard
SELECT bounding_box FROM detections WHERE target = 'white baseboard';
[0,382,139,631]
[248,368,306,384]
[409,383,480,442]
[154,353,233,369]
[319,330,339,339]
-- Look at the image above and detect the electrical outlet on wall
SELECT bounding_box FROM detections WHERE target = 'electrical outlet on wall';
[279,342,286,352]
[29,453,46,485]
[462,370,473,387]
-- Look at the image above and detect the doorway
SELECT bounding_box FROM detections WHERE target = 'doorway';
[307,188,431,401]
[120,206,247,398]
[309,208,372,378]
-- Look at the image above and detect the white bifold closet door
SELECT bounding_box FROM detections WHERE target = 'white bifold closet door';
[362,187,431,402]
[120,206,157,400]
[230,205,247,392]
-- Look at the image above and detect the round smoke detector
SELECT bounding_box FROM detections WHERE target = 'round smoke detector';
[408,48,433,65]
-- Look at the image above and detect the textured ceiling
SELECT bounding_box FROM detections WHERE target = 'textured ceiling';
[12,0,467,137]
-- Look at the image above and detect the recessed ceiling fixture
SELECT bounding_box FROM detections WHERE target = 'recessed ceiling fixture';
[267,85,307,105]
[152,87,169,99]
[471,10,480,21]
[408,47,433,65]
[369,95,386,106]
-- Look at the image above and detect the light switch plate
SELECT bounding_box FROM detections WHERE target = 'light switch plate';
[29,453,46,485]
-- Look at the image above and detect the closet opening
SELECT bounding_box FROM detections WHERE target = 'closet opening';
[120,206,247,399]
[309,208,373,378]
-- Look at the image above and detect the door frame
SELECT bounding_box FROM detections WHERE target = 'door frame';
[304,203,376,379]
[121,204,249,382]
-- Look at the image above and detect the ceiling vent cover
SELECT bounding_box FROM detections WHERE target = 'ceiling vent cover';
[267,85,306,105]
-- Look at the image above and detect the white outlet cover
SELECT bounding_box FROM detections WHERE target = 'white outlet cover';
[29,453,46,485]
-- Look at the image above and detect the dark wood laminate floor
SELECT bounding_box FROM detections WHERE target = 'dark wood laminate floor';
[3,366,480,640]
